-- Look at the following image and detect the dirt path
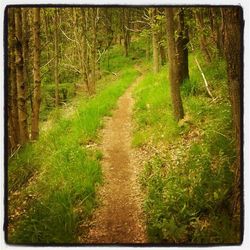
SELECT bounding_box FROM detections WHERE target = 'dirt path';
[81,71,147,244]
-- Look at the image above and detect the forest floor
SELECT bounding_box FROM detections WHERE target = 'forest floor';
[79,70,147,244]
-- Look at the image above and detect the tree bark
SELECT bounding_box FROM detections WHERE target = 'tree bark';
[8,8,20,150]
[195,9,212,63]
[90,8,97,94]
[15,8,29,144]
[178,8,189,81]
[151,8,159,73]
[166,8,184,121]
[54,8,59,106]
[222,7,242,217]
[146,35,150,61]
[8,8,18,153]
[211,8,223,57]
[159,45,166,66]
[22,8,32,112]
[122,8,130,57]
[31,8,41,140]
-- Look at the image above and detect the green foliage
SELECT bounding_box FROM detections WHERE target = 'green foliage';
[181,78,201,97]
[133,66,180,147]
[129,37,148,61]
[8,143,39,192]
[40,82,76,121]
[8,66,138,244]
[134,54,240,244]
[100,45,133,73]
[141,145,236,243]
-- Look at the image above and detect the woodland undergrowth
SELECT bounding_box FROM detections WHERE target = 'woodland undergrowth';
[8,45,138,244]
[133,53,240,244]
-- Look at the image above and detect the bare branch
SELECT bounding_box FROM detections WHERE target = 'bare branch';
[59,26,79,44]
[41,57,55,69]
[61,63,81,74]
[96,49,107,63]
[9,145,21,159]
[190,42,215,100]
[125,25,142,33]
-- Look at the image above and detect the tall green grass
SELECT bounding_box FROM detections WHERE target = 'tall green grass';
[133,53,240,244]
[132,66,180,147]
[8,67,138,244]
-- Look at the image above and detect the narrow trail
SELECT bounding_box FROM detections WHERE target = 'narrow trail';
[80,70,147,244]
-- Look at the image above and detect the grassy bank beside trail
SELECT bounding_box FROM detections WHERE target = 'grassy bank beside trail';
[8,67,138,244]
[133,53,240,244]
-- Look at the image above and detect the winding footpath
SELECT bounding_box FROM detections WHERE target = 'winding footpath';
[80,70,147,244]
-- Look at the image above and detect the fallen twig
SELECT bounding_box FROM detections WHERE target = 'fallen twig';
[190,42,215,100]
[9,144,21,159]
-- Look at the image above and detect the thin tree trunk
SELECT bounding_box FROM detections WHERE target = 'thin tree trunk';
[80,9,91,94]
[146,35,150,61]
[195,9,212,63]
[211,8,223,57]
[166,8,184,121]
[222,7,242,218]
[8,9,17,153]
[31,8,41,140]
[8,8,19,148]
[90,8,97,94]
[44,10,51,76]
[152,31,159,72]
[122,8,130,57]
[179,8,189,81]
[22,9,33,120]
[15,8,29,144]
[159,15,167,66]
[159,44,166,66]
[54,8,59,106]
[151,8,159,73]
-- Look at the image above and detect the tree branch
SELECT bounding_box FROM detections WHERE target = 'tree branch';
[59,26,79,45]
[190,42,215,100]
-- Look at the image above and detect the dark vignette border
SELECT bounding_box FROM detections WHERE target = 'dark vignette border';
[3,3,244,247]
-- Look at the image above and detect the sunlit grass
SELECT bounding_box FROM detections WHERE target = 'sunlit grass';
[132,66,180,147]
[8,67,138,244]
[133,53,240,244]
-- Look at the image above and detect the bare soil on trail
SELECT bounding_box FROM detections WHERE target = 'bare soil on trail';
[79,72,147,244]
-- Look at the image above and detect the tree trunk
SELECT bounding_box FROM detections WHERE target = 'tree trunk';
[159,44,166,66]
[54,9,59,106]
[22,9,33,121]
[122,8,130,57]
[80,9,91,94]
[166,8,184,121]
[8,8,19,150]
[146,35,150,61]
[195,9,212,63]
[15,8,29,144]
[31,8,41,140]
[178,8,189,81]
[8,9,17,153]
[152,31,159,72]
[222,7,242,218]
[151,8,159,73]
[210,7,223,57]
[90,8,97,94]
